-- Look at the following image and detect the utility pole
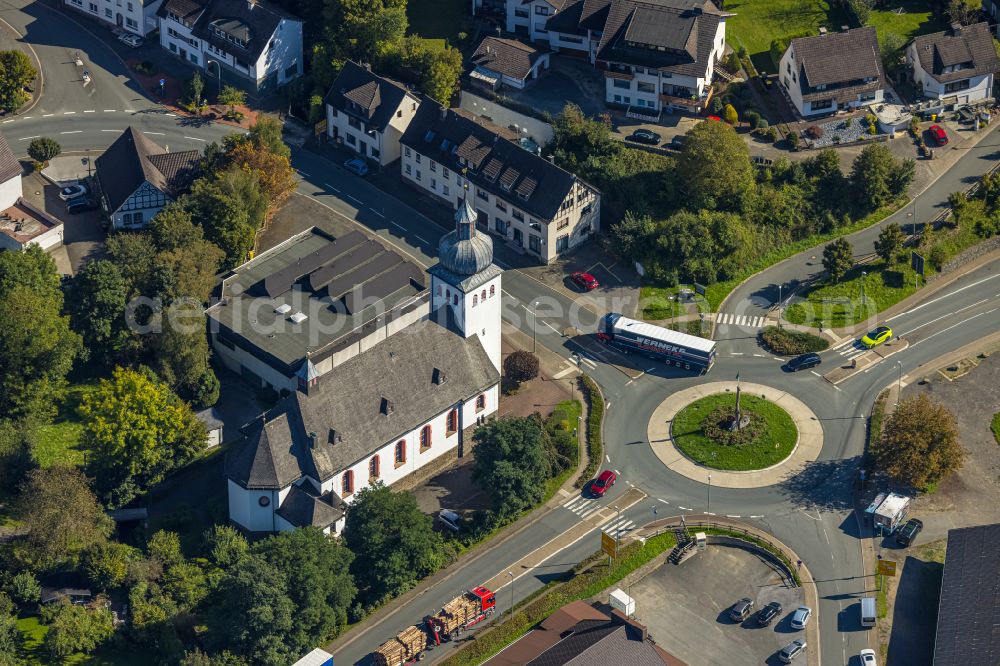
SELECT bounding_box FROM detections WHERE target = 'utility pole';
[529,302,537,353]
[735,372,742,425]
[507,571,514,617]
[777,283,782,328]
[896,361,902,407]
[707,474,712,515]
[860,271,868,309]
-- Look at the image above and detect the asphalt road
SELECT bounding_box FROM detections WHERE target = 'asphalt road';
[4,4,1000,664]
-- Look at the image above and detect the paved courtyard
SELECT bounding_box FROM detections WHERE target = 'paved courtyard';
[629,545,807,666]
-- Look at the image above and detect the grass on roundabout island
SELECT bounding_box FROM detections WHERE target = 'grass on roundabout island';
[672,393,798,471]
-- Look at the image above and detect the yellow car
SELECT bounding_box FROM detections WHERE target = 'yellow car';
[861,326,893,348]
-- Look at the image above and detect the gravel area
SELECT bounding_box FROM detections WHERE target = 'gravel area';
[805,117,878,148]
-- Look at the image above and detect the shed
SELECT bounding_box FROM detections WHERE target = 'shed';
[196,407,225,448]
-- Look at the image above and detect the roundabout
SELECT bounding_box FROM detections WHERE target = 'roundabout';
[646,381,824,489]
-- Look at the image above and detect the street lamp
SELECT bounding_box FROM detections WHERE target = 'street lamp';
[207,59,222,98]
[507,571,514,617]
[707,474,712,515]
[777,283,782,328]
[896,361,902,407]
[860,271,868,309]
[528,301,538,353]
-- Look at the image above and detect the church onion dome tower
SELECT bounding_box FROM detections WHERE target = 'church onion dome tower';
[438,195,494,276]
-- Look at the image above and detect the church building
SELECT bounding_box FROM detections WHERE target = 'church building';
[224,196,502,534]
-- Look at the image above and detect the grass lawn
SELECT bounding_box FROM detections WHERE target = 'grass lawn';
[672,394,798,471]
[31,383,98,468]
[16,616,146,665]
[639,285,705,320]
[868,1,944,47]
[406,0,469,44]
[544,400,582,498]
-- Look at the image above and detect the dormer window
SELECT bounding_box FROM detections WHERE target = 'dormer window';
[211,18,250,48]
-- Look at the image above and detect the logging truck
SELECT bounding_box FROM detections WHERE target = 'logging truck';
[372,587,496,666]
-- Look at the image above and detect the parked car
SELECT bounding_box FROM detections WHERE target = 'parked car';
[343,157,369,176]
[730,597,754,622]
[789,605,812,629]
[118,33,143,48]
[928,124,948,146]
[756,601,782,626]
[785,353,821,372]
[59,183,89,200]
[629,129,661,145]
[896,518,923,546]
[437,509,462,533]
[670,135,688,149]
[66,197,97,214]
[570,271,599,291]
[861,326,893,348]
[778,640,806,663]
[590,469,617,497]
[859,648,878,666]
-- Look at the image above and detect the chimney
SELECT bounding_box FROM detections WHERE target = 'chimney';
[950,22,962,35]
[328,428,342,445]
[308,431,318,449]
[380,397,394,415]
[433,368,447,385]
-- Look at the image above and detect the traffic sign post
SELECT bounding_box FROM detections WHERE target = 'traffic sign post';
[601,531,617,560]
[877,559,897,577]
[693,283,706,297]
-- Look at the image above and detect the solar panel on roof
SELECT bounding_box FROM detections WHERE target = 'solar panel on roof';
[260,231,365,297]
[326,251,402,302]
[342,262,423,314]
[306,240,383,292]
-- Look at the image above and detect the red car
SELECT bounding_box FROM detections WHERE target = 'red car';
[928,124,948,146]
[570,271,599,291]
[591,470,617,497]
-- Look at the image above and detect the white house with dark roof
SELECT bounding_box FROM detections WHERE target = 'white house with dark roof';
[507,0,569,42]
[323,61,420,167]
[0,132,22,212]
[907,22,1000,105]
[63,0,163,36]
[224,198,502,535]
[94,127,200,229]
[471,36,551,90]
[157,0,303,91]
[0,132,64,253]
[779,27,884,118]
[399,98,600,263]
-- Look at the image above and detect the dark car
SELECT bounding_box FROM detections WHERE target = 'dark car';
[629,129,661,145]
[756,601,782,627]
[591,469,617,497]
[786,353,821,372]
[896,518,923,546]
[730,597,754,622]
[66,197,98,214]
[570,271,599,291]
[343,157,369,176]
[670,134,688,149]
[928,124,948,146]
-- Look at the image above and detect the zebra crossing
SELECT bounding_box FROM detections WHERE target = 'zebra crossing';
[830,337,867,361]
[715,313,768,328]
[560,496,637,536]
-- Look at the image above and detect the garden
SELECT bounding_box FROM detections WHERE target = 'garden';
[671,393,798,471]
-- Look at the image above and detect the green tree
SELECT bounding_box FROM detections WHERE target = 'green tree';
[850,144,912,211]
[676,119,754,212]
[607,210,656,263]
[0,420,34,496]
[187,71,205,109]
[206,525,249,568]
[874,223,905,264]
[80,366,207,508]
[551,104,617,172]
[657,209,755,283]
[503,350,539,387]
[68,259,133,367]
[40,599,115,658]
[254,528,356,651]
[209,554,296,666]
[180,650,249,666]
[822,237,854,283]
[0,593,24,665]
[0,50,36,113]
[948,0,981,25]
[26,137,60,163]
[247,114,290,158]
[321,0,408,63]
[472,415,551,518]
[217,85,247,115]
[5,571,40,607]
[722,103,738,125]
[847,0,873,25]
[84,540,141,590]
[186,171,259,268]
[14,466,113,572]
[874,393,964,490]
[880,32,907,77]
[342,484,442,604]
[0,248,81,421]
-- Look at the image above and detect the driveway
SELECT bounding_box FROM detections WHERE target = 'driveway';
[504,55,605,118]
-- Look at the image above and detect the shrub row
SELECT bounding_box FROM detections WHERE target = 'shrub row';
[759,326,830,355]
[575,375,604,488]
[437,532,677,666]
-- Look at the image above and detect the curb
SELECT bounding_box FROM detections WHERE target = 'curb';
[0,14,44,116]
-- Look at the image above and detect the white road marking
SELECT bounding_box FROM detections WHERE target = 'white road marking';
[166,113,176,117]
[103,109,116,112]
[390,221,405,231]
[42,114,54,117]
[17,136,40,141]
[605,454,611,463]
[184,136,207,142]
[910,311,989,348]
[83,110,95,113]
[63,111,75,115]
[726,515,741,518]
[823,527,831,544]
[22,117,32,119]
[706,512,716,516]
[750,515,765,519]
[752,353,765,357]
[810,371,822,377]
[552,367,576,380]
[143,132,165,136]
[730,352,744,356]
[888,273,1000,321]
[59,130,82,134]
[100,129,119,132]
[296,170,311,177]
[369,208,385,218]
[413,234,429,243]
[657,498,670,504]
[347,194,364,205]
[899,298,989,337]
[124,109,135,113]
[322,182,340,193]
[679,506,692,511]
[1,120,13,124]
[645,367,656,372]
[542,320,560,334]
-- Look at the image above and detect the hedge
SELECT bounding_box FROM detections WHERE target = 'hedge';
[704,527,801,586]
[575,375,605,488]
[437,532,677,666]
[758,326,829,355]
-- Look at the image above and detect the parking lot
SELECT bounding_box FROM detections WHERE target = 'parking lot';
[628,545,807,665]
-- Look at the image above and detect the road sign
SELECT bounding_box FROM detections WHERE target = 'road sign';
[159,78,166,86]
[601,531,617,559]
[911,251,925,276]
[693,282,706,296]
[315,119,328,136]
[877,559,897,577]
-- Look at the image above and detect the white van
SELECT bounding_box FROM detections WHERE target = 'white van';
[860,597,877,628]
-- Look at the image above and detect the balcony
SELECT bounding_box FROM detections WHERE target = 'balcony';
[605,69,634,81]
[660,85,714,110]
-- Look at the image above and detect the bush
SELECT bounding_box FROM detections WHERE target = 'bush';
[27,137,61,163]
[806,125,823,139]
[787,130,800,150]
[759,326,830,355]
[575,375,604,488]
[723,103,739,125]
[745,110,761,128]
[503,350,539,388]
[134,61,153,74]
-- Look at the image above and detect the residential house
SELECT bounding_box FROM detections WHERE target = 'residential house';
[63,0,163,36]
[779,27,884,118]
[0,132,64,253]
[538,0,729,117]
[94,127,200,230]
[470,36,551,90]
[223,202,502,535]
[157,0,303,91]
[482,600,688,666]
[907,22,1000,105]
[323,61,420,167]
[507,0,568,43]
[399,99,600,263]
